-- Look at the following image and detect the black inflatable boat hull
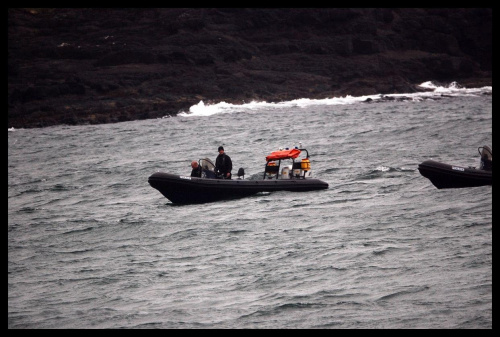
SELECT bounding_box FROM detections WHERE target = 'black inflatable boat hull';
[418,160,492,189]
[148,172,329,204]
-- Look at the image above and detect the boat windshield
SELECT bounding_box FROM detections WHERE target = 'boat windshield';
[479,146,492,160]
[200,158,215,171]
[199,158,216,178]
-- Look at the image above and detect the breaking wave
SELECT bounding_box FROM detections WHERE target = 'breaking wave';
[177,81,492,117]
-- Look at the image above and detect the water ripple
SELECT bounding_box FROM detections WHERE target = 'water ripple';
[8,93,492,328]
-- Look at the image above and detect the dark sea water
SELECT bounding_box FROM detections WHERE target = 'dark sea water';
[8,83,492,329]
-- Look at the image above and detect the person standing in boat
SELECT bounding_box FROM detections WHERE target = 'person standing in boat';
[190,161,202,177]
[215,146,232,179]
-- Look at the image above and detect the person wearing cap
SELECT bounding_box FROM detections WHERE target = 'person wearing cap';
[190,160,202,177]
[215,146,232,179]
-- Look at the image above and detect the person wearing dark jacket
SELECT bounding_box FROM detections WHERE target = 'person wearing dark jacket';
[215,146,232,179]
[190,161,202,177]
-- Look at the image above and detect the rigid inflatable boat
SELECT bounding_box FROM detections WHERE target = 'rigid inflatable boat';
[418,146,492,189]
[148,147,329,204]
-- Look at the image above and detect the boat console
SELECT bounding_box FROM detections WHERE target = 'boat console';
[479,146,492,171]
[263,147,313,179]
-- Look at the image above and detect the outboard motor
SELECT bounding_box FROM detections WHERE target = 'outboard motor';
[479,146,492,171]
[237,167,245,179]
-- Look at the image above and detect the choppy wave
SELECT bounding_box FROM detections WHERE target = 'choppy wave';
[177,81,492,117]
[8,88,491,328]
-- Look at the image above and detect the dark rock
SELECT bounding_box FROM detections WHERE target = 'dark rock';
[7,8,492,129]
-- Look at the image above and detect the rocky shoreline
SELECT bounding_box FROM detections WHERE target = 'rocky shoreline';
[8,8,492,129]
